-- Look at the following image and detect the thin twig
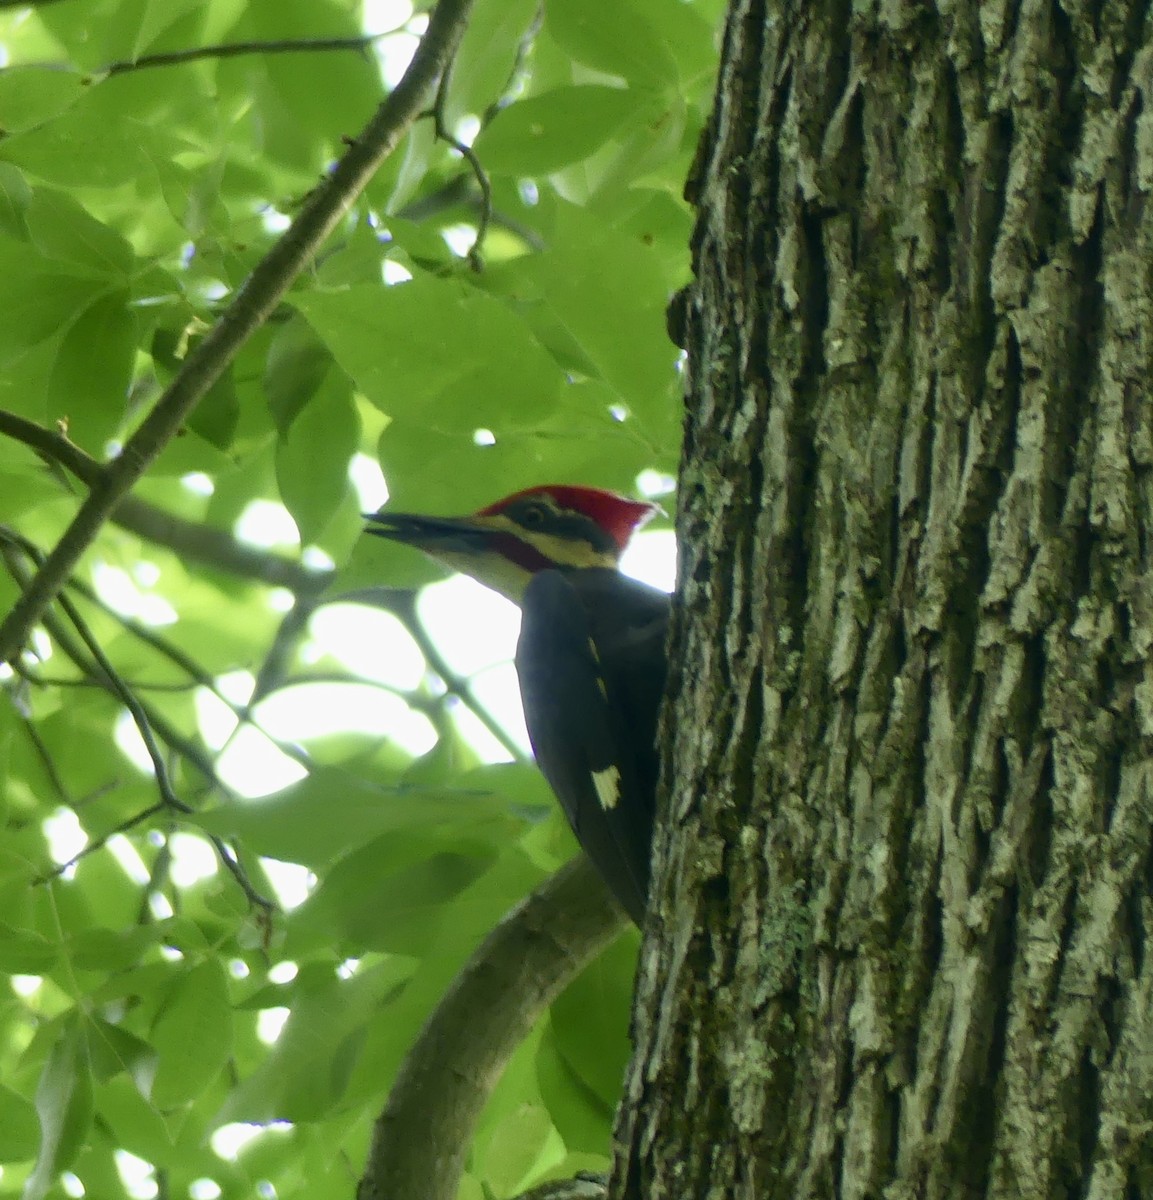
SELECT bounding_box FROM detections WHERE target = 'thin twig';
[0,0,479,665]
[371,589,527,763]
[38,803,166,881]
[5,539,193,814]
[209,836,276,938]
[102,33,392,77]
[48,566,320,771]
[1,540,277,914]
[12,668,197,693]
[136,839,174,925]
[479,4,543,129]
[431,64,492,270]
[16,712,74,808]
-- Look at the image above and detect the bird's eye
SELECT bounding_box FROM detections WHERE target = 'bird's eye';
[519,503,546,527]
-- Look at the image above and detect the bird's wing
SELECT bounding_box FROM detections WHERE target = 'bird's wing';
[516,569,667,924]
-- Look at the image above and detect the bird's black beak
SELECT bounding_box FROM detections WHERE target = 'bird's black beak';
[363,510,497,555]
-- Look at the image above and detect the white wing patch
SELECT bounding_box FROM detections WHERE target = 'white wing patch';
[592,764,621,810]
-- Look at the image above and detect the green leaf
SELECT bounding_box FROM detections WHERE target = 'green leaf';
[25,187,134,276]
[0,922,58,974]
[0,1082,39,1161]
[549,934,637,1107]
[294,279,564,433]
[25,1019,93,1200]
[524,203,676,413]
[46,289,136,452]
[275,370,360,544]
[185,367,240,450]
[478,1103,558,1195]
[195,768,518,869]
[0,85,168,189]
[87,1019,157,1091]
[544,0,679,88]
[66,926,158,973]
[94,1077,175,1164]
[0,234,104,363]
[217,959,410,1125]
[0,66,87,134]
[474,86,641,175]
[443,0,540,126]
[150,960,233,1108]
[263,316,335,434]
[286,832,496,958]
[536,1025,613,1153]
[0,163,32,240]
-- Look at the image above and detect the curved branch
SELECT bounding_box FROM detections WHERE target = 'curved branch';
[0,0,478,665]
[357,855,627,1200]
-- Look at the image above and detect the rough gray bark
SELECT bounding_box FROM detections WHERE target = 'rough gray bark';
[614,1,1153,1197]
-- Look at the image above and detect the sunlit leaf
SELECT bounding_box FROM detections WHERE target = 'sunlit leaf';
[275,371,360,544]
[474,86,643,175]
[25,1018,93,1200]
[150,960,233,1108]
[295,279,565,433]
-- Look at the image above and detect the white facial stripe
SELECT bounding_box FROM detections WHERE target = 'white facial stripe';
[481,514,620,571]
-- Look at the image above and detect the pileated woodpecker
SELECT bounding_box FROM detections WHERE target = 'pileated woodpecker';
[364,485,668,925]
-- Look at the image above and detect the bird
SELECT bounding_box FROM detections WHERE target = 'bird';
[364,485,669,925]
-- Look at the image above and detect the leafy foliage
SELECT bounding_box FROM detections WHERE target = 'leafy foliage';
[0,0,720,1196]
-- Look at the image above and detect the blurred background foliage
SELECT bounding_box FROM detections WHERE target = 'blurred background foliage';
[0,0,722,1196]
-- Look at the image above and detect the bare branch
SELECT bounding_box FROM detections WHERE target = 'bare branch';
[356,855,627,1200]
[0,0,479,664]
[0,409,327,594]
[102,33,393,77]
[2,535,191,815]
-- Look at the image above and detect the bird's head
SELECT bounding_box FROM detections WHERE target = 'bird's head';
[364,485,658,602]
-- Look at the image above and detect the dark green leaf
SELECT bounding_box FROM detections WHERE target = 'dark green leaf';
[275,370,360,544]
[550,934,637,1106]
[46,289,136,453]
[0,1082,39,1161]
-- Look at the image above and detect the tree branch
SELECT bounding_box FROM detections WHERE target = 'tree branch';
[357,854,626,1200]
[0,0,478,664]
[102,33,394,77]
[0,408,333,594]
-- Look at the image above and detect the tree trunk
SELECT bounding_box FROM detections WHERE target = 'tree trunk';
[613,1,1153,1196]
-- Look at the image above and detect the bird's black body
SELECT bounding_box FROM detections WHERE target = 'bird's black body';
[517,568,668,924]
[364,485,667,925]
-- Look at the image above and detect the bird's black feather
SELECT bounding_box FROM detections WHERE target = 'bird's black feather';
[516,568,668,924]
